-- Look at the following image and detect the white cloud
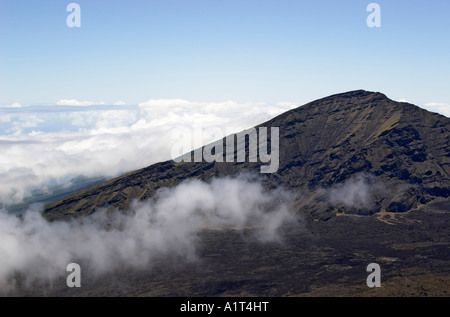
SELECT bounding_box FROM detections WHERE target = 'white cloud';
[423,102,450,117]
[93,110,137,130]
[138,99,297,132]
[0,99,299,205]
[56,99,106,106]
[138,99,192,108]
[327,174,385,211]
[0,102,22,108]
[12,115,45,129]
[398,98,409,103]
[114,101,127,106]
[0,175,296,293]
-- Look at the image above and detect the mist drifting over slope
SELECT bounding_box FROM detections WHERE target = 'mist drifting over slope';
[328,174,386,210]
[0,174,296,293]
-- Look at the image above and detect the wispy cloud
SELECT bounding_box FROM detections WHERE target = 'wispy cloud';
[56,99,106,106]
[0,102,22,108]
[0,175,296,293]
[327,173,385,211]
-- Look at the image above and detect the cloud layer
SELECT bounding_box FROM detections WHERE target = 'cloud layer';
[0,102,22,108]
[0,99,299,205]
[56,99,107,106]
[0,175,296,293]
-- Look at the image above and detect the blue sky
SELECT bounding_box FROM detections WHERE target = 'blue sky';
[1,0,449,107]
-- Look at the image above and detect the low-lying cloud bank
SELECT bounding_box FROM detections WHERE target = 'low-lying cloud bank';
[0,175,296,293]
[0,100,299,205]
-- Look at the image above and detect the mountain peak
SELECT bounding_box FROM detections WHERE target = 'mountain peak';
[304,89,390,110]
[323,89,387,100]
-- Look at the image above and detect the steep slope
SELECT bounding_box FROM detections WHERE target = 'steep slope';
[43,90,450,221]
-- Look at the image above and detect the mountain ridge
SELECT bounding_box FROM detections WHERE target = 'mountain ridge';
[43,90,450,221]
